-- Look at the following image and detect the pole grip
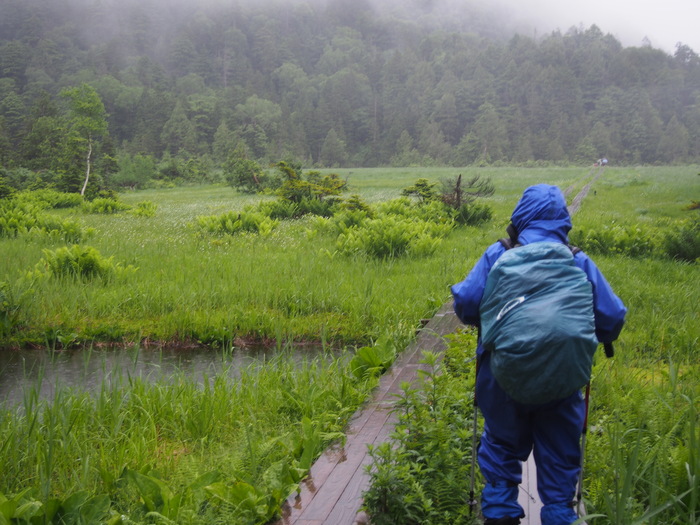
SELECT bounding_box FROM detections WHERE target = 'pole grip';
[603,342,614,358]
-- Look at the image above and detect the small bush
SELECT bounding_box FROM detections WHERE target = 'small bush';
[15,189,83,209]
[341,194,373,214]
[81,197,131,214]
[0,200,88,242]
[34,245,136,282]
[663,216,700,262]
[413,199,455,224]
[363,348,479,524]
[336,215,451,259]
[256,200,300,220]
[569,224,659,257]
[332,209,370,232]
[129,201,158,217]
[297,196,338,217]
[196,211,279,236]
[375,197,415,218]
[454,202,493,226]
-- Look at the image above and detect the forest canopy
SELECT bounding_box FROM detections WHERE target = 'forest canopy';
[1,0,699,191]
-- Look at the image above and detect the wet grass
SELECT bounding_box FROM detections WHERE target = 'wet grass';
[0,166,698,523]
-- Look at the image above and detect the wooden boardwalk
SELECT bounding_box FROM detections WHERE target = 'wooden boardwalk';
[274,302,462,525]
[275,176,600,524]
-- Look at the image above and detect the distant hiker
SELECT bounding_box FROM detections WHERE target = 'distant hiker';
[451,184,626,525]
[601,157,608,166]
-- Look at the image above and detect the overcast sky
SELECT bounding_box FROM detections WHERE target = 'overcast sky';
[503,0,700,54]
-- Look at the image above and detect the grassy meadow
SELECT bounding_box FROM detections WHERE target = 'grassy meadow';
[0,165,698,524]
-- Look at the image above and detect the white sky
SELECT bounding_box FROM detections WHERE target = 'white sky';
[503,0,700,54]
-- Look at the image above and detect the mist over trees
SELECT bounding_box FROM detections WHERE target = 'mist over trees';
[1,0,699,190]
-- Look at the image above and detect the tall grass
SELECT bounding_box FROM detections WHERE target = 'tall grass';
[354,166,700,524]
[0,166,697,523]
[0,349,374,523]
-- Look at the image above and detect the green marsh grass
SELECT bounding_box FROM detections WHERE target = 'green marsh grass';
[0,349,373,523]
[1,166,698,523]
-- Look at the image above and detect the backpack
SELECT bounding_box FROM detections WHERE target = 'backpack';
[479,239,598,404]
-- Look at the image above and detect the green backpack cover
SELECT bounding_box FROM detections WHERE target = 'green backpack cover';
[480,241,598,404]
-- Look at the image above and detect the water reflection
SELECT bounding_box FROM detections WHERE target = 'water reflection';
[0,343,335,407]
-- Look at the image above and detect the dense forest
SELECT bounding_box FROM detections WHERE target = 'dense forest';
[1,0,699,192]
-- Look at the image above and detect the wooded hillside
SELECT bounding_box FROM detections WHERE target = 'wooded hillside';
[1,0,699,189]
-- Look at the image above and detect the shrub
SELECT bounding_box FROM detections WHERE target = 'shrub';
[454,202,493,226]
[336,215,451,259]
[296,196,338,217]
[341,194,373,214]
[81,197,131,214]
[224,155,272,193]
[401,178,437,202]
[375,197,415,218]
[253,196,338,220]
[34,245,136,282]
[0,170,16,200]
[129,201,158,218]
[196,211,279,236]
[363,349,479,524]
[255,200,300,220]
[0,200,87,242]
[113,153,157,189]
[569,224,659,257]
[14,189,84,209]
[331,209,370,232]
[275,163,346,203]
[663,216,700,262]
[413,199,455,224]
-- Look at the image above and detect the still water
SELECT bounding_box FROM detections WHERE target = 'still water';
[0,343,334,407]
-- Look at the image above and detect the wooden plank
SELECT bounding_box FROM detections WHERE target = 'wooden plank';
[292,400,394,522]
[326,403,399,525]
[519,454,541,525]
[275,304,462,525]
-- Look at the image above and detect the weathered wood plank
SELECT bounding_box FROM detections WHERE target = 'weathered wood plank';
[519,455,541,525]
[275,302,459,525]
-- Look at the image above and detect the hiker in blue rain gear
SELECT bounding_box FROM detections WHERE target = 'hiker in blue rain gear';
[451,184,626,525]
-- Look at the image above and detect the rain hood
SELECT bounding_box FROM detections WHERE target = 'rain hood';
[510,184,572,245]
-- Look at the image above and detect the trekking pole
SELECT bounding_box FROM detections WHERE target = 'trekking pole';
[577,342,614,516]
[469,355,480,515]
[576,381,590,517]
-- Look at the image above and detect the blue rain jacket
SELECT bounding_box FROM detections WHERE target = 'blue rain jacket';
[450,184,627,522]
[452,184,626,346]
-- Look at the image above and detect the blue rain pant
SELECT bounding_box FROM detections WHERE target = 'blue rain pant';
[477,352,584,525]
